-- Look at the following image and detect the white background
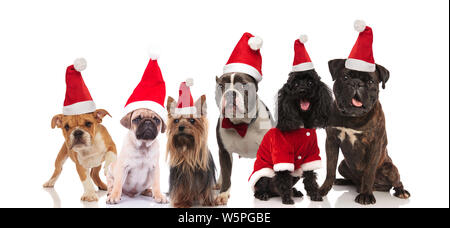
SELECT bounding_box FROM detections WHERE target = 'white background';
[0,0,448,208]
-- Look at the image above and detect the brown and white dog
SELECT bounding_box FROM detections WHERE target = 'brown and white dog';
[215,72,274,204]
[106,108,168,204]
[44,109,117,202]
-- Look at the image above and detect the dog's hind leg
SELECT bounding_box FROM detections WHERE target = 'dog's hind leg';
[90,165,107,191]
[376,156,410,199]
[43,144,68,188]
[291,177,303,197]
[254,177,278,201]
[215,148,233,205]
[335,160,357,186]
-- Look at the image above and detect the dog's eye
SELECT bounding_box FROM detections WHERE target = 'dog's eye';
[294,82,299,87]
[132,116,142,123]
[64,124,70,131]
[153,117,160,124]
[343,75,349,81]
[174,119,179,123]
[189,118,196,124]
[307,81,313,87]
[368,80,374,84]
[85,121,92,127]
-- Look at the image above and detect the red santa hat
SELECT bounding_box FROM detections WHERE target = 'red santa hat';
[124,53,167,123]
[345,20,376,72]
[63,58,96,115]
[223,32,263,82]
[292,35,314,72]
[174,78,196,115]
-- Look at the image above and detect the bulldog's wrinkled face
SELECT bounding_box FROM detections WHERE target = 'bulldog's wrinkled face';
[51,109,111,150]
[121,108,166,141]
[215,72,258,120]
[328,59,390,117]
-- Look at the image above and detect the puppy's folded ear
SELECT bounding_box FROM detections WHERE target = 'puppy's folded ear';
[160,120,167,133]
[328,59,346,81]
[166,96,176,115]
[195,95,207,117]
[275,88,304,131]
[51,114,63,129]
[120,111,132,129]
[376,64,390,89]
[94,109,111,123]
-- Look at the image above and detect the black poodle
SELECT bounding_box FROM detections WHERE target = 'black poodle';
[253,69,333,204]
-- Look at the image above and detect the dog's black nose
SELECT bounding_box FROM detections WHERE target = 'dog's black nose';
[74,130,83,138]
[178,125,185,132]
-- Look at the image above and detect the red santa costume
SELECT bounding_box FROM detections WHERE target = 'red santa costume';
[248,34,322,191]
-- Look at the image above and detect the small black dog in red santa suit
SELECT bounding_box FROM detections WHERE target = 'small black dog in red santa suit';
[249,35,333,204]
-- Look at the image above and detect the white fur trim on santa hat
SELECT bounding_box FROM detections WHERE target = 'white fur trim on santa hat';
[345,58,376,72]
[185,78,194,87]
[273,163,295,172]
[63,100,96,115]
[174,106,197,115]
[299,34,308,44]
[223,63,262,82]
[301,160,322,171]
[292,62,314,72]
[124,100,168,123]
[248,36,263,51]
[73,58,87,72]
[249,168,275,192]
[354,20,367,32]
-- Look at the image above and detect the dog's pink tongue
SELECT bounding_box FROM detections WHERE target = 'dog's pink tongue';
[300,100,310,111]
[352,98,363,107]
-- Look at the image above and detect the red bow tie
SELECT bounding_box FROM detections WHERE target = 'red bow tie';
[221,118,249,138]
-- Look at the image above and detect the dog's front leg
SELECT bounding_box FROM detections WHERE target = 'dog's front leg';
[150,159,168,204]
[355,149,382,205]
[274,171,294,204]
[75,164,98,202]
[303,171,323,201]
[106,161,126,204]
[319,130,340,196]
[215,147,233,205]
[43,144,68,188]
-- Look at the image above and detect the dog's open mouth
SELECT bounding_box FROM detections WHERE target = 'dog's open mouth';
[300,99,310,111]
[351,95,364,108]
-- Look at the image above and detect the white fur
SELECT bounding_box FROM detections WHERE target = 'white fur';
[333,126,363,146]
[354,20,367,32]
[248,36,263,51]
[148,50,160,60]
[185,78,194,87]
[73,58,87,72]
[299,34,308,44]
[73,131,105,169]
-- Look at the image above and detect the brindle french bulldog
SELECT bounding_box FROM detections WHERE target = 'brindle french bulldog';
[319,59,410,205]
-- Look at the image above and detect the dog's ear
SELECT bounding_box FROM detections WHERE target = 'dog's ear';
[166,96,176,115]
[120,111,132,129]
[195,95,207,117]
[328,59,346,81]
[376,64,390,89]
[275,87,304,131]
[94,109,111,123]
[215,76,220,83]
[51,114,63,129]
[311,81,333,128]
[160,120,166,133]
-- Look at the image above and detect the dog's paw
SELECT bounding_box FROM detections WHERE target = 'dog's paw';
[254,192,271,201]
[355,193,376,205]
[141,189,153,197]
[43,181,55,188]
[319,185,332,197]
[106,192,121,204]
[215,191,230,205]
[153,193,168,204]
[309,193,323,202]
[281,197,295,205]
[394,188,410,199]
[81,192,98,202]
[292,188,304,198]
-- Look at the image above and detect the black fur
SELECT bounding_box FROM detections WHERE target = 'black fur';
[255,70,331,204]
[276,70,332,130]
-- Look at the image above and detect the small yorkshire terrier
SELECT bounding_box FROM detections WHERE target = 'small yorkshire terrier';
[166,91,216,208]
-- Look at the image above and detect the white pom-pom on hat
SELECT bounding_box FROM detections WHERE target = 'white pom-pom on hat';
[248,36,263,51]
[73,58,87,72]
[354,20,367,32]
[148,51,160,60]
[299,34,308,44]
[185,78,194,87]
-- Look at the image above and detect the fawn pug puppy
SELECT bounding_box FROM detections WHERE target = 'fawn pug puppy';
[106,108,168,204]
[166,95,216,208]
[45,110,117,202]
